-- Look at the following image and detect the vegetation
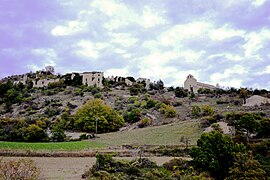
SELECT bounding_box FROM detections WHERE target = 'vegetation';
[190,131,246,179]
[0,141,104,151]
[83,154,174,179]
[72,99,125,133]
[0,158,41,180]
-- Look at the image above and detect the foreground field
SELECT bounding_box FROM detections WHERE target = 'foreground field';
[1,156,177,180]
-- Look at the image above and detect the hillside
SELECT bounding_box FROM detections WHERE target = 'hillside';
[1,70,270,145]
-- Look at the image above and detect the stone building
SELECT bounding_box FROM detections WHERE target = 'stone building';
[13,74,28,85]
[136,78,151,89]
[81,72,103,88]
[184,74,216,93]
[33,78,60,88]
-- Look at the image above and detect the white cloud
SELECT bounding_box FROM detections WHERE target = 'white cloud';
[243,29,270,58]
[210,25,245,41]
[105,68,129,77]
[210,65,247,87]
[208,53,243,62]
[75,40,107,59]
[110,33,138,47]
[31,48,57,66]
[159,21,211,46]
[139,7,166,28]
[91,0,166,30]
[51,20,87,36]
[252,0,267,7]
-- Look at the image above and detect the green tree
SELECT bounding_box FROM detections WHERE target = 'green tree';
[22,124,48,142]
[226,151,266,180]
[73,99,125,133]
[235,114,260,142]
[190,131,246,179]
[174,87,188,98]
[239,88,248,104]
[258,118,270,138]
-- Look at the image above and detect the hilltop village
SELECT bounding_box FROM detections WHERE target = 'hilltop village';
[4,66,216,93]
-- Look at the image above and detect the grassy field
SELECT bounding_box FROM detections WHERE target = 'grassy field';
[0,141,105,151]
[0,120,202,151]
[95,120,202,146]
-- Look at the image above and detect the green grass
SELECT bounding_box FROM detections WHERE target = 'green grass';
[95,120,202,146]
[0,120,202,151]
[0,141,105,151]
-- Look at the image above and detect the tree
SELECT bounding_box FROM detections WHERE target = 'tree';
[235,114,260,142]
[22,124,48,142]
[239,88,248,104]
[190,131,246,179]
[174,87,188,98]
[156,79,164,90]
[45,65,55,74]
[73,99,125,133]
[130,83,144,95]
[258,118,270,138]
[226,151,266,180]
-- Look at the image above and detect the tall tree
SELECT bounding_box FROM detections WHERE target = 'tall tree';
[190,131,246,179]
[226,152,266,180]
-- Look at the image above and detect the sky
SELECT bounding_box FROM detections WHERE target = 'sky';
[0,0,270,89]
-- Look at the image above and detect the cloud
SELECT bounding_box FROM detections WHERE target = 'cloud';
[91,0,167,30]
[243,29,270,58]
[252,0,267,7]
[51,20,88,36]
[74,40,107,59]
[110,33,138,47]
[105,68,130,77]
[31,48,57,66]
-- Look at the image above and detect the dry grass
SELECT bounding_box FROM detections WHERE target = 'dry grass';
[95,120,202,146]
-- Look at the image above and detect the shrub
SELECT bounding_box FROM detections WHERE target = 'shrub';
[0,159,41,179]
[94,93,102,99]
[128,96,137,103]
[91,87,100,95]
[172,100,183,107]
[146,98,157,109]
[44,106,61,117]
[139,118,152,128]
[159,104,177,118]
[201,105,214,116]
[126,108,141,123]
[192,105,201,117]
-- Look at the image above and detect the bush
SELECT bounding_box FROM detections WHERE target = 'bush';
[125,108,141,123]
[172,101,183,107]
[0,159,41,179]
[159,104,177,118]
[128,96,137,103]
[94,93,102,99]
[201,105,214,116]
[192,105,201,117]
[146,98,157,108]
[139,118,152,128]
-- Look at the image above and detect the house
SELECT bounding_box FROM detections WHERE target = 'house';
[184,74,216,93]
[33,78,60,88]
[81,72,103,88]
[13,74,28,85]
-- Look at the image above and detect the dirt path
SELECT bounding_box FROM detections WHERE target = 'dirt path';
[1,156,178,179]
